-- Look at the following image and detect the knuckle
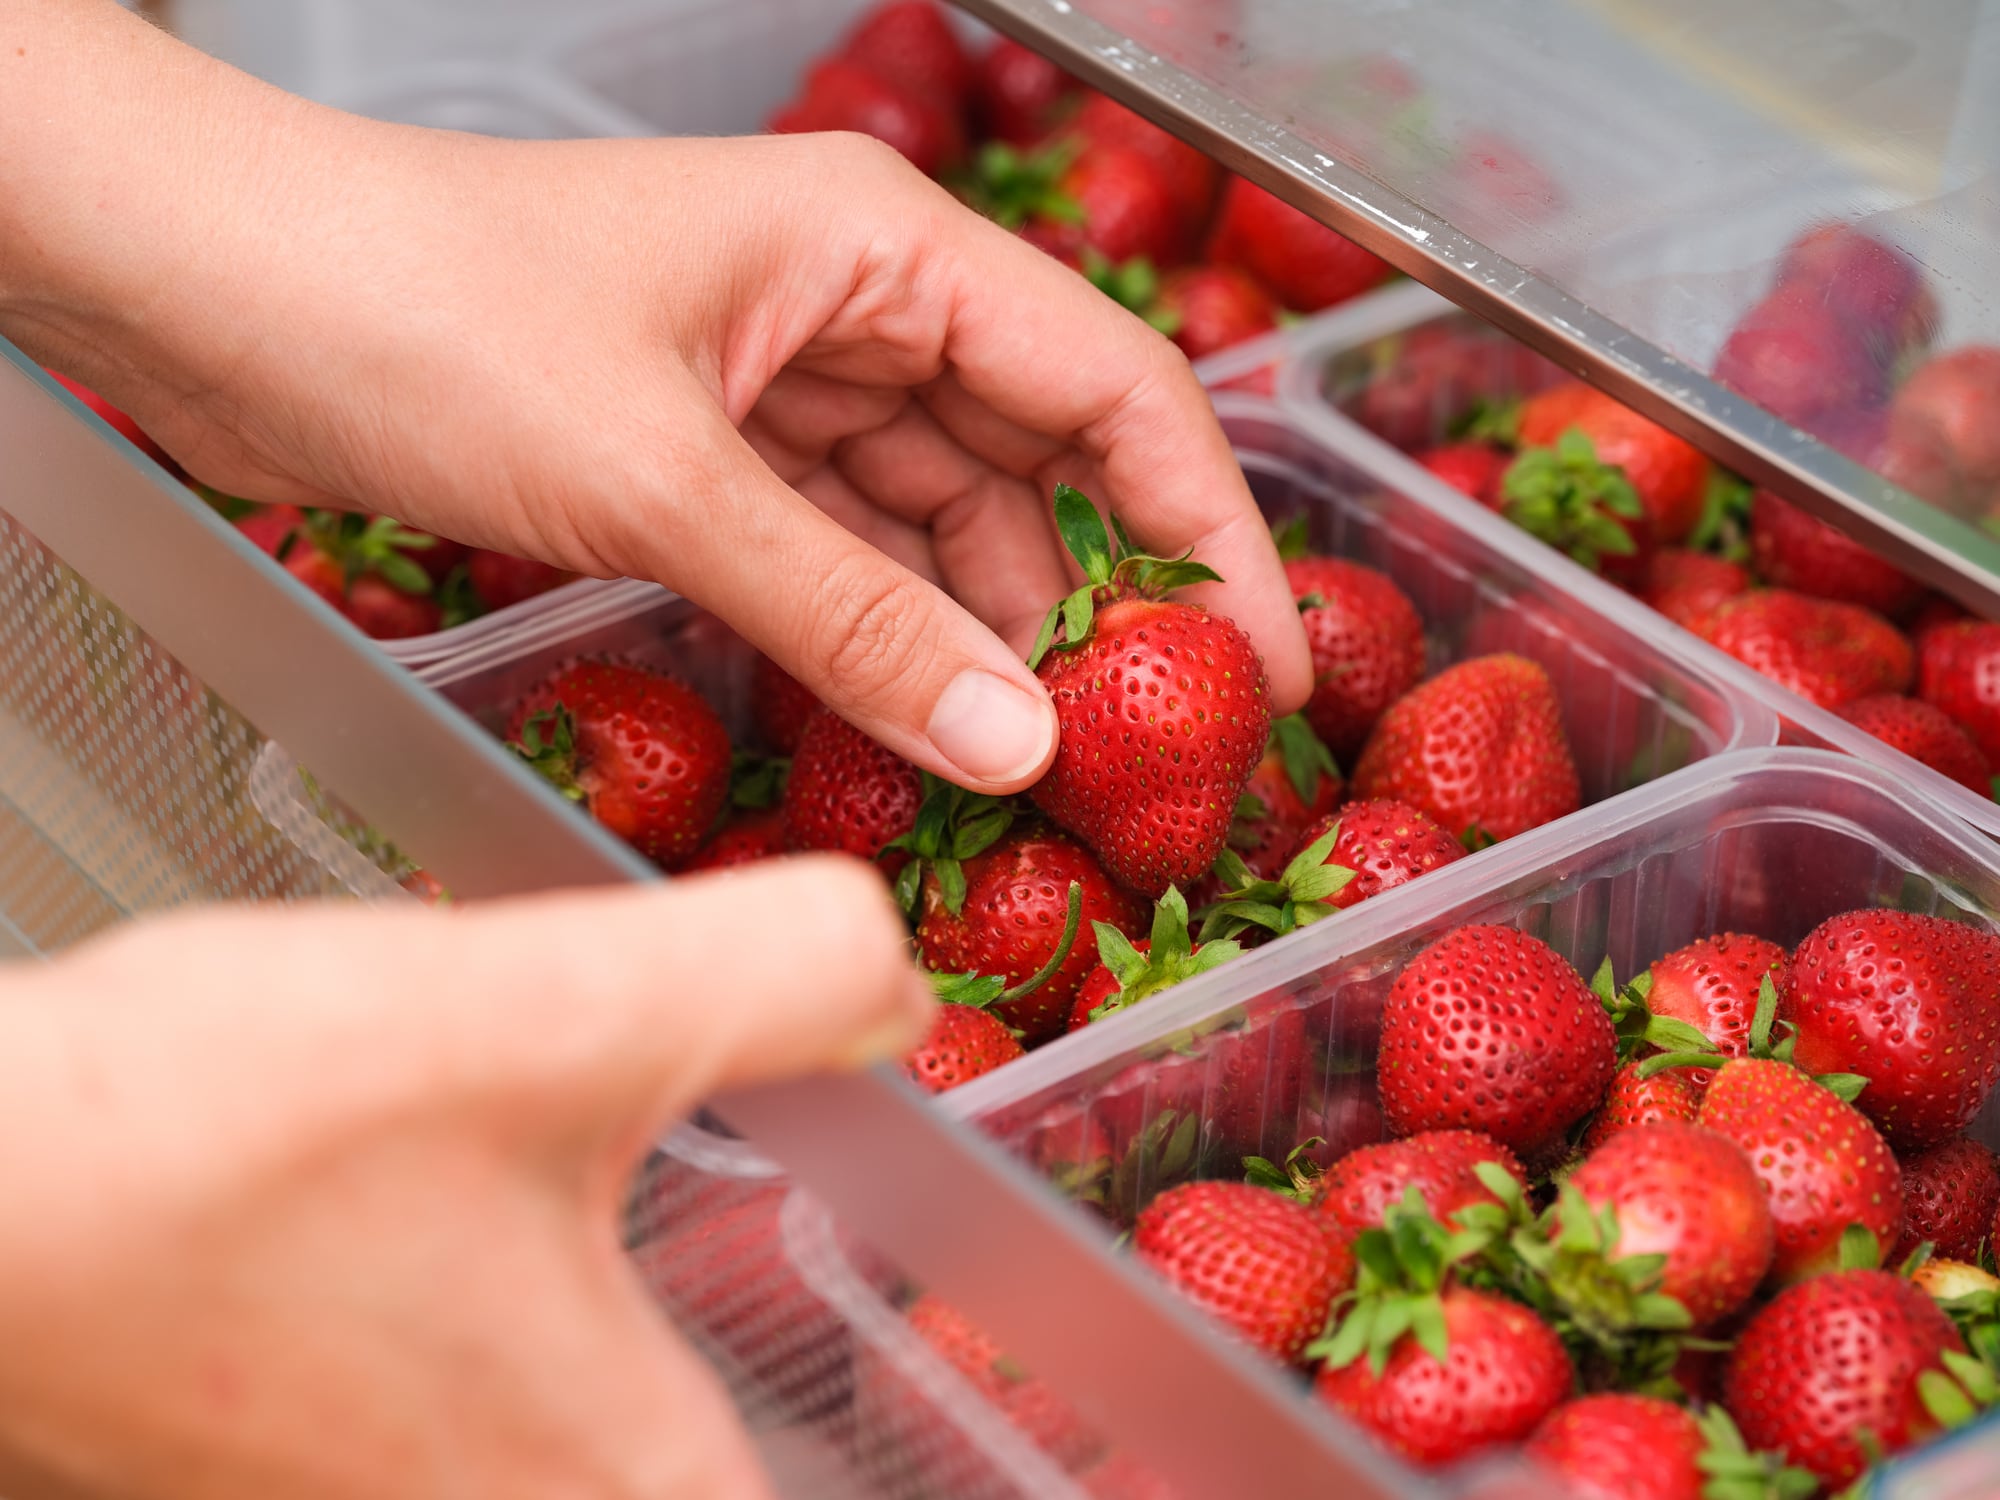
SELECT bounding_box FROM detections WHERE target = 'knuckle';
[809,558,938,712]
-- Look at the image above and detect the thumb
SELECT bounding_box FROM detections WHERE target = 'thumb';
[62,858,934,1190]
[637,410,1060,794]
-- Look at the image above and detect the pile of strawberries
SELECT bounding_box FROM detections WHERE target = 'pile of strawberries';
[896,908,2000,1498]
[1348,222,2000,802]
[496,484,1590,1094]
[765,0,1407,361]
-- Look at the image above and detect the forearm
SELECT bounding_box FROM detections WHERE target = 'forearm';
[0,2,350,394]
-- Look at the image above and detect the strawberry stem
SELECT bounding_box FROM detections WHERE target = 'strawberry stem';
[511,707,584,803]
[926,881,1084,1011]
[1028,484,1224,669]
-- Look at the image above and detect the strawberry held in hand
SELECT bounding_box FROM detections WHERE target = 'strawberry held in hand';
[1350,653,1580,845]
[1028,484,1271,898]
[508,660,731,870]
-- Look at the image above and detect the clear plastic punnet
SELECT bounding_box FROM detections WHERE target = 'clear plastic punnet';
[1267,279,2000,844]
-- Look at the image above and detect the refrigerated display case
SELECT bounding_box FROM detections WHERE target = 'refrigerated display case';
[12,2,2000,1497]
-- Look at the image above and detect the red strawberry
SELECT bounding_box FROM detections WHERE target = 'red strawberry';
[1351,653,1581,845]
[1919,620,2000,767]
[1776,223,1936,363]
[1133,1181,1354,1364]
[1287,798,1463,911]
[1204,177,1396,312]
[1414,441,1509,508]
[1523,1395,1704,1500]
[1578,1062,1704,1151]
[1781,909,2000,1150]
[1349,321,1563,452]
[1283,554,1426,763]
[974,37,1078,144]
[234,503,307,557]
[769,59,964,177]
[1698,1057,1903,1282]
[1639,548,1750,630]
[749,652,819,756]
[902,992,1026,1095]
[1750,489,1922,618]
[1713,290,1883,432]
[838,0,971,111]
[343,573,444,639]
[1068,887,1239,1031]
[1019,141,1190,269]
[46,369,174,470]
[1910,595,1971,650]
[916,828,1144,1044]
[1725,1269,1967,1487]
[1895,1136,2000,1263]
[1837,695,1992,794]
[686,806,786,872]
[1378,925,1616,1164]
[1312,1130,1525,1245]
[1215,714,1342,884]
[1315,1285,1571,1467]
[508,660,731,870]
[780,708,923,863]
[1062,93,1219,231]
[1077,1452,1175,1500]
[1516,384,1711,547]
[899,1295,1101,1468]
[1891,346,2000,497]
[1644,932,1788,1062]
[1028,485,1271,897]
[1569,1122,1774,1325]
[466,549,573,612]
[1149,264,1278,361]
[1694,589,1914,709]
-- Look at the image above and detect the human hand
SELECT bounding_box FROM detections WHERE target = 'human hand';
[0,3,1309,796]
[0,860,927,1500]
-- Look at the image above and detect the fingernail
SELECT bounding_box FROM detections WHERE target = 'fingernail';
[927,670,1057,787]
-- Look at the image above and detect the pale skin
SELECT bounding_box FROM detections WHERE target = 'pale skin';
[0,2,1310,1496]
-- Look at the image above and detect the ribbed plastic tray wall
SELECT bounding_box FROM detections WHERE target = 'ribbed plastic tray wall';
[1265,279,2000,843]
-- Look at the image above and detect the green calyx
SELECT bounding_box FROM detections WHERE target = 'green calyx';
[927,880,1085,1012]
[1306,1187,1488,1376]
[1935,1279,2000,1373]
[887,774,1017,917]
[1271,712,1340,807]
[726,749,790,813]
[1917,1348,2000,1433]
[1454,1169,1699,1392]
[1087,887,1241,1022]
[1695,1407,1819,1500]
[1242,1136,1328,1206]
[954,138,1080,231]
[1690,466,1756,560]
[1451,397,1522,449]
[1270,513,1312,562]
[1027,485,1225,670]
[512,707,585,802]
[1629,974,1870,1104]
[1590,960,1723,1068]
[295,510,440,596]
[1083,252,1181,337]
[1195,826,1355,944]
[1499,427,1644,572]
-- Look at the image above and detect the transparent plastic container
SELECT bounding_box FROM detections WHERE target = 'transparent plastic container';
[1269,279,2000,843]
[870,749,2000,1497]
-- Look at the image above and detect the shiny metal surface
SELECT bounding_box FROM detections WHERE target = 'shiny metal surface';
[956,0,2000,613]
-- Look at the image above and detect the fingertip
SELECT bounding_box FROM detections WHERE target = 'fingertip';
[923,667,1059,794]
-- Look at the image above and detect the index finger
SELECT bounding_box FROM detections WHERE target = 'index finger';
[924,210,1311,711]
